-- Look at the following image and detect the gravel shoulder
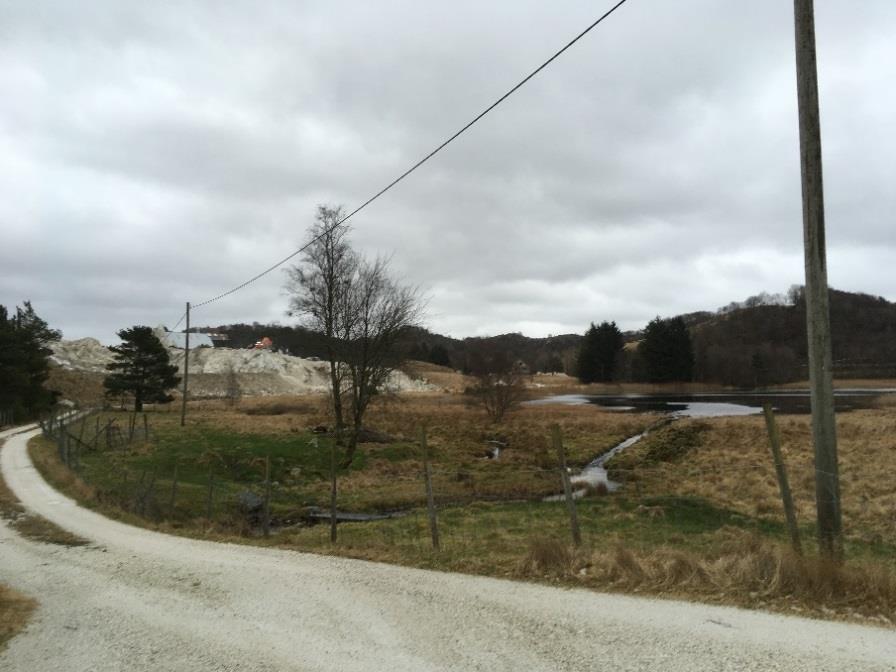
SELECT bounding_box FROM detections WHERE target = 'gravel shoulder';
[1,426,895,671]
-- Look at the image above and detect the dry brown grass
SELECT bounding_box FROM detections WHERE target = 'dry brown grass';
[0,444,88,547]
[772,378,896,390]
[402,361,473,392]
[173,392,653,474]
[517,529,896,624]
[606,410,896,548]
[0,584,35,651]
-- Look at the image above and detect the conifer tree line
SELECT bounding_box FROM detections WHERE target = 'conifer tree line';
[576,316,694,384]
[0,301,61,421]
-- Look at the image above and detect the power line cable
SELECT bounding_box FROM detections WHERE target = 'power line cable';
[189,0,631,311]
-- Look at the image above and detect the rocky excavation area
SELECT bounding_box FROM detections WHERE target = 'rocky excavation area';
[49,337,433,399]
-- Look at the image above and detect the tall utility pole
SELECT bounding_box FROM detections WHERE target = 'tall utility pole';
[180,301,190,427]
[793,0,842,558]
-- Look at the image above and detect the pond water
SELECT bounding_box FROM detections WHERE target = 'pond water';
[526,389,894,417]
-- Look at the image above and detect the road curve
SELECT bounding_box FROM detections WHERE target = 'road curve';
[1,426,894,672]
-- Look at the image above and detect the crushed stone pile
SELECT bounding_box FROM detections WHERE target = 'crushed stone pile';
[49,338,434,397]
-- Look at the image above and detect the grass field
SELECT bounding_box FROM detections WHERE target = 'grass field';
[25,393,896,625]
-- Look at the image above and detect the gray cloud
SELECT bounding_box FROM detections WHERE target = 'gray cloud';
[1,1,894,342]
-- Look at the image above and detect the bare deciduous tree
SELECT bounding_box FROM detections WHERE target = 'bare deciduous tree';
[285,205,357,433]
[340,255,423,465]
[466,345,528,422]
[286,206,423,466]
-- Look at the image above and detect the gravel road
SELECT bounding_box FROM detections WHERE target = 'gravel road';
[2,426,894,671]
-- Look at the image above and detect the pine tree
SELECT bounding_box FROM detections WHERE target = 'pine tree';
[577,321,623,383]
[104,326,181,412]
[0,301,61,420]
[639,317,694,383]
[576,323,600,383]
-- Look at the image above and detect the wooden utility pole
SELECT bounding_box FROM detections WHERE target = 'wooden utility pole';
[793,0,842,559]
[180,302,190,427]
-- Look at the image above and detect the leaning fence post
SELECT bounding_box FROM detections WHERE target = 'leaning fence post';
[420,426,440,551]
[143,413,149,441]
[763,403,802,555]
[552,424,582,547]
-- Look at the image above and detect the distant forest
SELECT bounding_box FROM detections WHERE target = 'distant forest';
[195,287,896,388]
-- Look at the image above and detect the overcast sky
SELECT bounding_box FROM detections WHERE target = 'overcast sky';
[1,1,894,343]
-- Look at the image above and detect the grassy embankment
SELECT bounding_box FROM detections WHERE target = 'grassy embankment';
[27,393,896,624]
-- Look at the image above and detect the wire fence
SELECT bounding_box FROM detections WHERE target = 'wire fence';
[36,410,855,558]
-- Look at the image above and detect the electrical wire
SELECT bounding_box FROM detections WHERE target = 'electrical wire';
[188,0,631,310]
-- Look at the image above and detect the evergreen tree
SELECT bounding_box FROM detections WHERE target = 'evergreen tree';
[576,323,600,383]
[428,344,452,368]
[0,301,61,420]
[546,353,564,374]
[104,326,181,412]
[577,321,623,383]
[594,321,624,381]
[639,316,694,383]
[667,317,695,381]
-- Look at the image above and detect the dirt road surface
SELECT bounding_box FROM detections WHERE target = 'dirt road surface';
[2,426,894,671]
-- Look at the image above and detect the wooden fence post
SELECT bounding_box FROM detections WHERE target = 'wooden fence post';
[329,439,338,543]
[420,426,440,551]
[169,462,179,515]
[141,470,157,517]
[143,413,149,441]
[262,454,271,537]
[206,465,215,521]
[57,429,65,463]
[763,403,803,555]
[552,424,582,547]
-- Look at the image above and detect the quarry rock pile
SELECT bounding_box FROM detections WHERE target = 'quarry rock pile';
[49,338,433,397]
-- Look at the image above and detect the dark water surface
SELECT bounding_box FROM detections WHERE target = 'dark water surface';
[526,389,895,417]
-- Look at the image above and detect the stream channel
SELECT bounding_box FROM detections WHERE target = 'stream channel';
[534,389,894,499]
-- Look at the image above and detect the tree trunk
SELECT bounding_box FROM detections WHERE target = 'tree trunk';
[340,422,361,469]
[327,358,344,431]
[134,390,143,413]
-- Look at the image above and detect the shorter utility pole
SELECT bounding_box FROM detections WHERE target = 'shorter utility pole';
[180,301,190,427]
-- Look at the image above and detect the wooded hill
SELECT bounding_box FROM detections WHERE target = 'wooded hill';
[197,288,896,388]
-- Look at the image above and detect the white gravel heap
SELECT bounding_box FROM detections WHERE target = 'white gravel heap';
[49,337,433,397]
